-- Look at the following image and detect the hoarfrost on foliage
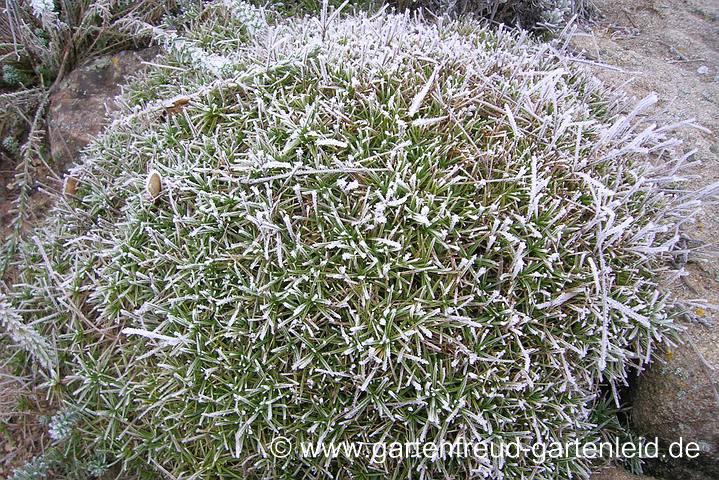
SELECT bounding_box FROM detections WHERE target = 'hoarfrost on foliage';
[2,5,717,480]
[29,0,55,19]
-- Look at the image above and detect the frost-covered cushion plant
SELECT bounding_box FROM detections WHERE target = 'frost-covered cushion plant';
[2,2,712,479]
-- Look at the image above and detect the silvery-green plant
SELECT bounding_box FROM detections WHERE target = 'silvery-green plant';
[2,64,30,86]
[0,300,57,373]
[3,135,20,154]
[28,0,56,19]
[85,453,109,478]
[8,453,54,480]
[48,408,78,442]
[2,3,715,479]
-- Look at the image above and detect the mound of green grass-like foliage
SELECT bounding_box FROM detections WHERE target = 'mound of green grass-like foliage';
[270,0,592,30]
[401,0,593,29]
[2,2,714,478]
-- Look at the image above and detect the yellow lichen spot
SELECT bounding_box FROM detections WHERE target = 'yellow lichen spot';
[696,307,706,317]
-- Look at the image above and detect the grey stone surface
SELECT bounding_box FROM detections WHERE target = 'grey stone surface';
[48,48,157,169]
[590,466,656,480]
[632,319,719,466]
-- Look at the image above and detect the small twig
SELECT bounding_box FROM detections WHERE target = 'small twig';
[668,58,707,64]
[565,56,640,74]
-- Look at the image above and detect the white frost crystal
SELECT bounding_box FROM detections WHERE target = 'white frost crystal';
[221,0,266,33]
